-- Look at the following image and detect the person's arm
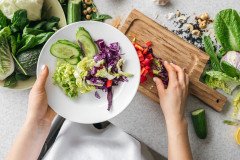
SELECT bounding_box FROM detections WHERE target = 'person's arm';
[6,65,56,160]
[153,61,193,160]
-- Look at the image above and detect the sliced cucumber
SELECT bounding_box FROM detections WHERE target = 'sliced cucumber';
[76,27,92,40]
[77,35,97,58]
[65,57,79,65]
[57,40,79,48]
[191,108,207,139]
[57,40,83,59]
[50,42,80,59]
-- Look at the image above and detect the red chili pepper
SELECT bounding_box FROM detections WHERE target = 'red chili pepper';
[106,80,113,88]
[134,44,144,51]
[146,41,152,47]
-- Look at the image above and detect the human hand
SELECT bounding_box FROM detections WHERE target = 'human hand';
[153,61,189,125]
[26,65,56,128]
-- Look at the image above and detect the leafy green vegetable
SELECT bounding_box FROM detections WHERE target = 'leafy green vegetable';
[223,120,239,126]
[4,73,17,88]
[53,60,79,97]
[11,10,29,33]
[205,70,240,94]
[18,35,36,53]
[18,32,53,53]
[217,47,227,59]
[33,17,60,31]
[35,32,54,45]
[92,14,112,22]
[43,17,60,31]
[0,27,11,37]
[214,9,240,52]
[0,34,15,81]
[203,36,221,71]
[0,10,8,29]
[23,27,45,36]
[9,35,18,55]
[15,72,31,81]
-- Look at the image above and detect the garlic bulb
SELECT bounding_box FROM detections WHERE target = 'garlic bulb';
[152,0,170,6]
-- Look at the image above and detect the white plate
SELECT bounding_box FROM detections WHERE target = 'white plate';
[37,21,140,124]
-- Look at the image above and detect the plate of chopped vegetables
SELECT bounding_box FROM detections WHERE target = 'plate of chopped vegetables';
[37,21,140,123]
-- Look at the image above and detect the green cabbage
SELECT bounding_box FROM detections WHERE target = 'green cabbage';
[74,57,95,93]
[53,60,79,98]
[205,70,240,94]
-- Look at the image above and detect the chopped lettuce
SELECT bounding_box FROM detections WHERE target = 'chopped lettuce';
[53,60,79,98]
[74,57,95,93]
[205,70,240,94]
[233,92,240,120]
[115,58,134,78]
[96,68,115,80]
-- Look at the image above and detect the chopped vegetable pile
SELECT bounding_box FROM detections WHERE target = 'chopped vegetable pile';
[133,39,168,87]
[51,27,133,111]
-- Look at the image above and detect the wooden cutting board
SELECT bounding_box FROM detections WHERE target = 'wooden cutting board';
[120,9,227,112]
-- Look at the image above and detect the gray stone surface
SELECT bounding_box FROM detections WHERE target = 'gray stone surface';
[1,0,240,159]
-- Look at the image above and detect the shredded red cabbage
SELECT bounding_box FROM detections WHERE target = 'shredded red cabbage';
[107,87,113,111]
[95,91,101,99]
[87,39,130,110]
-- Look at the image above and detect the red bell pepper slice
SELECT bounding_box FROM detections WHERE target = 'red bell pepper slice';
[134,44,144,51]
[106,80,113,88]
[143,48,148,54]
[146,41,152,47]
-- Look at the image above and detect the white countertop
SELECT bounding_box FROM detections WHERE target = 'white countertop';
[1,0,240,159]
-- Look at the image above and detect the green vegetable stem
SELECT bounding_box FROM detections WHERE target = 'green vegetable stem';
[203,36,221,71]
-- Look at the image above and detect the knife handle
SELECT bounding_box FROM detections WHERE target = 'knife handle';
[38,116,65,160]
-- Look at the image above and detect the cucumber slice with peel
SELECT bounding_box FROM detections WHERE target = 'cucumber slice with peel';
[76,27,92,40]
[50,42,80,59]
[191,108,207,139]
[57,40,83,59]
[77,35,97,58]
